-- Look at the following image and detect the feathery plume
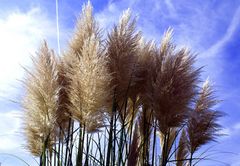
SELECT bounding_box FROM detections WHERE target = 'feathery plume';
[136,39,157,108]
[22,41,58,156]
[107,9,141,106]
[149,30,200,133]
[187,79,223,155]
[56,60,71,137]
[159,28,174,57]
[69,1,100,57]
[68,34,112,132]
[64,1,112,132]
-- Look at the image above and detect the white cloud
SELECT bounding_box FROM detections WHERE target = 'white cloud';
[0,7,59,100]
[95,1,122,32]
[233,122,240,130]
[219,128,231,136]
[0,110,21,151]
[164,0,177,17]
[218,122,240,140]
[0,110,38,165]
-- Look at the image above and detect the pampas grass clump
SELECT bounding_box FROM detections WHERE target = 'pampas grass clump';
[21,2,223,166]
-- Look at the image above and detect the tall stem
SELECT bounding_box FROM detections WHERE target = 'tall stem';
[57,137,61,166]
[84,134,89,166]
[54,143,57,166]
[112,112,117,165]
[68,120,74,166]
[151,119,157,166]
[76,124,82,166]
[161,129,171,166]
[189,152,193,166]
[106,96,116,166]
[64,118,72,166]
[118,97,128,166]
[40,154,43,166]
[61,136,64,166]
[161,133,167,166]
[77,124,85,166]
[129,100,136,145]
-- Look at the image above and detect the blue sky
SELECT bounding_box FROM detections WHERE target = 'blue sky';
[0,0,240,165]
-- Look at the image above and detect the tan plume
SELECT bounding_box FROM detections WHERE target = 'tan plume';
[149,30,200,133]
[107,8,141,107]
[68,34,112,132]
[22,41,58,156]
[187,79,223,154]
[69,1,100,57]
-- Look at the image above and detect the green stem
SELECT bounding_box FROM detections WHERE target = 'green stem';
[84,134,89,166]
[162,129,171,166]
[129,100,136,145]
[57,138,61,166]
[118,97,128,166]
[112,112,117,165]
[40,154,43,166]
[151,119,157,166]
[106,96,116,166]
[68,120,74,166]
[64,118,72,166]
[161,133,167,166]
[76,124,82,166]
[61,136,64,166]
[189,152,194,166]
[54,142,57,166]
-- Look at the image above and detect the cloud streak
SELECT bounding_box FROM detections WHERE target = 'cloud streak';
[204,5,240,57]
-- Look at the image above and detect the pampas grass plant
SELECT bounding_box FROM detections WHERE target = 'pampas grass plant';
[21,1,223,166]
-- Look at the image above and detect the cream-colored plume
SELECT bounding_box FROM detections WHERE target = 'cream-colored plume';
[69,1,99,57]
[68,34,112,132]
[22,41,58,156]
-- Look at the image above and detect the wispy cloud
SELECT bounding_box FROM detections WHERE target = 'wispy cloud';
[164,0,177,17]
[203,5,240,57]
[0,110,21,150]
[0,110,37,165]
[218,122,240,140]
